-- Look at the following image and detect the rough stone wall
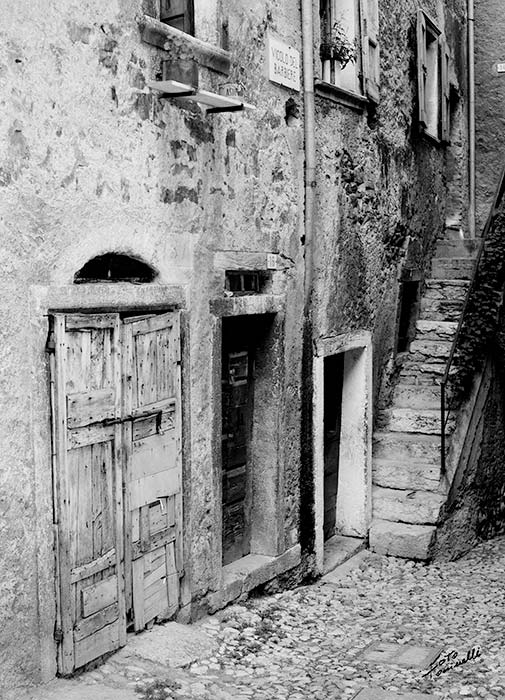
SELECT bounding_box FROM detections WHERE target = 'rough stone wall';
[312,0,468,407]
[475,0,505,229]
[435,355,505,560]
[0,0,304,689]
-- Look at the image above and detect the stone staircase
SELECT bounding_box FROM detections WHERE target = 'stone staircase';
[370,233,478,560]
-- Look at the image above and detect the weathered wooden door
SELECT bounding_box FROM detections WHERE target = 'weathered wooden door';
[221,328,254,565]
[123,312,183,631]
[52,310,183,671]
[52,313,126,675]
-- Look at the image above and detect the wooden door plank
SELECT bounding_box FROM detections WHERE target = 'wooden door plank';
[132,558,145,632]
[70,548,116,584]
[66,314,119,330]
[166,541,179,608]
[81,575,118,617]
[111,315,127,647]
[74,622,120,668]
[131,436,177,481]
[53,315,75,674]
[131,525,177,559]
[74,602,119,642]
[67,389,116,428]
[129,470,180,511]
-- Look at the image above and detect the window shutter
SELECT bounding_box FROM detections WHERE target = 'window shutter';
[417,10,428,128]
[360,0,380,102]
[160,0,194,35]
[441,38,451,142]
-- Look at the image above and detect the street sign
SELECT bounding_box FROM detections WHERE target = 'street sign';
[266,34,300,91]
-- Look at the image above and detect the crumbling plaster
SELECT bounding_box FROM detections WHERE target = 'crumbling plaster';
[0,0,305,689]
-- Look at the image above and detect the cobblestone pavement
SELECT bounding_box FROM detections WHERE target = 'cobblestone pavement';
[13,536,505,700]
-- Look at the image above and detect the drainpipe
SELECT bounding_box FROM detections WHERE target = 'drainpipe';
[301,0,316,306]
[468,0,476,237]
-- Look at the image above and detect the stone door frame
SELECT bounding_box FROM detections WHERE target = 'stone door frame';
[312,331,373,574]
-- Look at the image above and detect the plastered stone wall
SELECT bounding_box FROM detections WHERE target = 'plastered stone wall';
[475,0,505,229]
[0,0,304,689]
[312,0,468,407]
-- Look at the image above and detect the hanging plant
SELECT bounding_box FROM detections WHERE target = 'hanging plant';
[320,19,357,68]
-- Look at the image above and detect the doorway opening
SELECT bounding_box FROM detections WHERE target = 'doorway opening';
[323,353,344,541]
[313,333,372,574]
[397,280,421,352]
[220,314,277,565]
[49,309,183,675]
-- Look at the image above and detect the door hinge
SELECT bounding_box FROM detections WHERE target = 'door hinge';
[54,626,63,643]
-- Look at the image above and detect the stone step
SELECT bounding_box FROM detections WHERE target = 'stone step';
[378,407,450,434]
[398,360,448,385]
[423,278,469,300]
[415,320,458,342]
[373,431,442,463]
[409,339,452,363]
[435,238,479,258]
[373,458,441,491]
[419,296,465,322]
[369,519,437,560]
[372,486,445,525]
[431,257,475,280]
[392,382,441,408]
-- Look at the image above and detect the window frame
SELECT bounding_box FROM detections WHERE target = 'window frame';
[317,0,380,105]
[145,0,194,36]
[416,9,450,143]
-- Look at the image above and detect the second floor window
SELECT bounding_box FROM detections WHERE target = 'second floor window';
[417,9,450,142]
[146,0,194,35]
[319,0,380,102]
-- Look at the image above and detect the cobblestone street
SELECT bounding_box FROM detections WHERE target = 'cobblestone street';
[12,536,505,700]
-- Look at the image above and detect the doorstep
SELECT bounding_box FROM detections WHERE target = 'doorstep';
[207,544,301,612]
[323,535,365,575]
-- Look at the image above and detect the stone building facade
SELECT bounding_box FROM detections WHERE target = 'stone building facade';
[0,0,477,692]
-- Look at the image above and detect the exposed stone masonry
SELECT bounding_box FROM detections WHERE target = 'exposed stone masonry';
[370,232,478,560]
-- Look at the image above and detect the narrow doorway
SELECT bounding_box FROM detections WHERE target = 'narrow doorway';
[221,317,255,565]
[323,353,344,541]
[314,337,372,574]
[220,314,275,565]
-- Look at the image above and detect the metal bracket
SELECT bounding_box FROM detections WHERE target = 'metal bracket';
[206,104,245,114]
[159,90,197,99]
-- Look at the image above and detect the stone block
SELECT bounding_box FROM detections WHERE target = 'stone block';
[352,689,435,699]
[415,319,458,341]
[372,458,441,491]
[379,408,443,434]
[373,486,444,524]
[431,257,474,280]
[409,340,452,361]
[373,431,441,463]
[369,518,437,560]
[392,383,440,409]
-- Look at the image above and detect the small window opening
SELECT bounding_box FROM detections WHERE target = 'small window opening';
[225,271,269,295]
[397,281,421,352]
[74,254,157,284]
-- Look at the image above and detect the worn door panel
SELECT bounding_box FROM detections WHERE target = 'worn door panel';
[52,313,126,675]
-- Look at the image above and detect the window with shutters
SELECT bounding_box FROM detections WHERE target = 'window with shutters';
[144,0,194,35]
[318,0,380,102]
[416,10,451,142]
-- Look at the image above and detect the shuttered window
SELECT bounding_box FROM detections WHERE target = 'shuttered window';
[416,9,450,142]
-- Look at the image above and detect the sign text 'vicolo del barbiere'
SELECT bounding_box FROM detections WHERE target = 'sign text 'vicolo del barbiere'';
[267,34,300,91]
